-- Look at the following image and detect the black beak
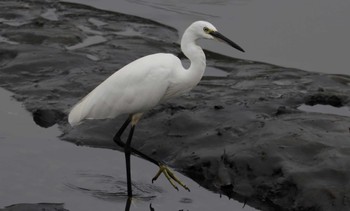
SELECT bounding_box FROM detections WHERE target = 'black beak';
[210,31,245,52]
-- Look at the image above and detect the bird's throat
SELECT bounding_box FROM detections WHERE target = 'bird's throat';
[183,42,206,86]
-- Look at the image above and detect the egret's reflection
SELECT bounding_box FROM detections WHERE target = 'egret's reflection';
[124,198,155,211]
[124,197,132,211]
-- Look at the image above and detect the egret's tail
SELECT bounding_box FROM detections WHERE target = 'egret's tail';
[68,101,86,127]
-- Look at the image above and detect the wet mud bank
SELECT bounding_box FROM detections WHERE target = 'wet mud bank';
[1,0,350,210]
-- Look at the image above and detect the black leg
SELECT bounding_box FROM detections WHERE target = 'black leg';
[113,116,189,192]
[125,125,135,197]
[125,196,132,211]
[114,116,132,139]
[113,118,161,166]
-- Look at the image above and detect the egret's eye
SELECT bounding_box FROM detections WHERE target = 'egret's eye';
[203,27,210,33]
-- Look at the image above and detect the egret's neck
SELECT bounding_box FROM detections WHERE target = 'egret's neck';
[181,29,206,84]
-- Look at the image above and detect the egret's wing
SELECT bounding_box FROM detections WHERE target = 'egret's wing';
[68,53,179,126]
[162,84,190,101]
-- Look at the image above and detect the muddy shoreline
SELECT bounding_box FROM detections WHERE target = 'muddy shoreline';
[1,0,350,210]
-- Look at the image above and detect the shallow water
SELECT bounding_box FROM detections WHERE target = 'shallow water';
[298,104,350,117]
[0,88,257,210]
[62,0,350,76]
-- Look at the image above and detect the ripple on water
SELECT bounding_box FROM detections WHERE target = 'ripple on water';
[65,172,159,202]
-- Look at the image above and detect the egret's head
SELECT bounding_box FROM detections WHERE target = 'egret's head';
[188,21,217,39]
[188,21,245,52]
[189,21,217,39]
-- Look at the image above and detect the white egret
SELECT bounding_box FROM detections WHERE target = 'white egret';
[68,20,244,197]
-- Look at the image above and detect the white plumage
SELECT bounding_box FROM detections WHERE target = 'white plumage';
[69,53,182,126]
[69,20,246,126]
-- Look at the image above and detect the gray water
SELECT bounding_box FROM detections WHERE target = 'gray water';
[62,0,350,76]
[0,87,257,210]
[298,104,350,117]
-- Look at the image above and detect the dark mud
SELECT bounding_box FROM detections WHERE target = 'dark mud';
[1,0,350,211]
[0,203,68,211]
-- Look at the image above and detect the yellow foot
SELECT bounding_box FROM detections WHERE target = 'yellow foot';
[152,164,190,192]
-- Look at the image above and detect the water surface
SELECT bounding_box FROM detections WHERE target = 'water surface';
[63,0,350,76]
[0,88,257,210]
[298,104,350,117]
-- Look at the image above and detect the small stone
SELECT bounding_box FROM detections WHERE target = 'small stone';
[214,105,224,110]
